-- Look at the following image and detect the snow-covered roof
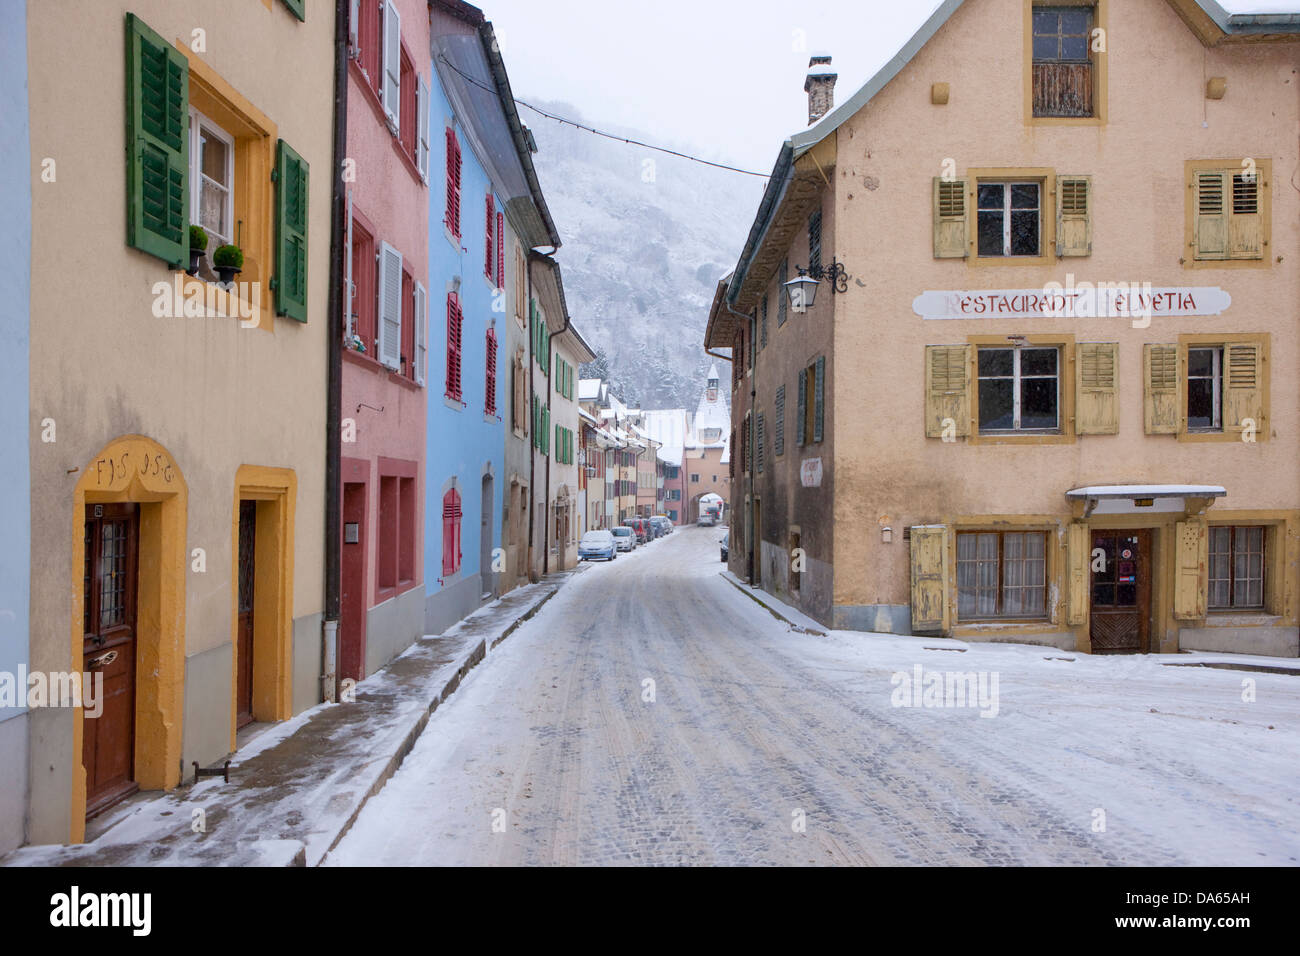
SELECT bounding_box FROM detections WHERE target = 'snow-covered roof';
[686,378,730,449]
[578,378,602,401]
[641,409,687,466]
[1066,485,1227,499]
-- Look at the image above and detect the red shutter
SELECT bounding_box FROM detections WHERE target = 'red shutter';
[445,129,461,237]
[484,194,494,279]
[446,292,463,401]
[485,327,498,415]
[441,488,462,577]
[496,212,505,288]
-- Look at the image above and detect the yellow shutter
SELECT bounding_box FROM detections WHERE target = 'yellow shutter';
[1075,342,1118,435]
[1228,172,1262,259]
[932,177,968,258]
[1173,518,1208,620]
[909,526,948,633]
[1223,341,1264,435]
[1066,523,1090,627]
[1143,344,1179,434]
[924,345,971,438]
[1193,171,1229,260]
[1056,176,1092,257]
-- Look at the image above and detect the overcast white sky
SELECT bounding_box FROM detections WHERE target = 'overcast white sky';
[485,0,1296,173]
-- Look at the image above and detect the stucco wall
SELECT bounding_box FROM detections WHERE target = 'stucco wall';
[824,0,1298,632]
[25,0,334,843]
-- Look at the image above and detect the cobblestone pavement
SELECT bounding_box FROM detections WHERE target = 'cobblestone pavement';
[327,527,1300,867]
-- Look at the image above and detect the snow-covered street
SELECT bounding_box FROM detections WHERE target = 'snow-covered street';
[326,526,1300,867]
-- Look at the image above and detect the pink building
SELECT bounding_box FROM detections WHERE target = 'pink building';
[339,0,433,682]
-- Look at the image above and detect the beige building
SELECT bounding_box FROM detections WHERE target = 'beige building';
[708,0,1299,656]
[25,0,333,843]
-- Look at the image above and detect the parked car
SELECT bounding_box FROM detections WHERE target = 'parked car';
[610,526,636,552]
[653,515,673,535]
[578,529,616,562]
[720,529,728,562]
[623,518,649,544]
[646,516,665,539]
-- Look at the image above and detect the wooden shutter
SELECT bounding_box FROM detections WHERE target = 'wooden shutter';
[542,405,550,454]
[442,489,461,577]
[445,129,461,237]
[1075,342,1118,434]
[485,327,498,415]
[413,281,427,386]
[1173,518,1208,620]
[813,356,825,443]
[515,247,526,321]
[1229,173,1262,259]
[796,368,807,446]
[376,241,402,370]
[932,177,968,258]
[756,413,765,473]
[1056,176,1092,257]
[280,0,306,20]
[924,345,971,438]
[774,385,785,457]
[1224,342,1264,434]
[1066,523,1089,627]
[381,0,401,131]
[274,140,309,322]
[445,292,463,400]
[484,194,495,278]
[496,212,505,288]
[125,13,189,267]
[416,75,430,182]
[1193,171,1229,260]
[344,190,354,339]
[1143,344,1179,434]
[909,526,948,633]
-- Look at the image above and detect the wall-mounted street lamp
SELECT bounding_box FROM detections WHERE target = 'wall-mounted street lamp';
[782,257,851,311]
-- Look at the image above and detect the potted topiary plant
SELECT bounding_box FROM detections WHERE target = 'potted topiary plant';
[188,225,209,276]
[212,243,243,285]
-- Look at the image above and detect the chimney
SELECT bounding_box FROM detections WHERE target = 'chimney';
[804,54,837,125]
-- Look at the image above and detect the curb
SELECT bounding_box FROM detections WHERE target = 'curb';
[719,572,827,636]
[1162,660,1300,677]
[319,583,560,862]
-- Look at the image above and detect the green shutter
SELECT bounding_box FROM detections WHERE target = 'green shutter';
[813,356,825,443]
[796,368,807,446]
[274,139,309,322]
[125,13,189,267]
[280,0,306,21]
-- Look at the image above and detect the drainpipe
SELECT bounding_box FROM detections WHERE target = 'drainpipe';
[525,254,536,581]
[322,0,349,703]
[722,298,756,584]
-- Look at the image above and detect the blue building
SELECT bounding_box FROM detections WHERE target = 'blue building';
[0,0,32,854]
[424,2,556,631]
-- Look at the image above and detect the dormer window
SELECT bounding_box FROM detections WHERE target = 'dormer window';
[1032,4,1096,118]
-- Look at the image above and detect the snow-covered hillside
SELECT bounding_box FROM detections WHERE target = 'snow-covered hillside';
[525,100,762,409]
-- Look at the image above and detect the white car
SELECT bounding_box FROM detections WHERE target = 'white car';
[610,526,636,552]
[578,530,616,561]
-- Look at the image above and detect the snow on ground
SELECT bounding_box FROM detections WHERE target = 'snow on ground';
[327,526,1300,866]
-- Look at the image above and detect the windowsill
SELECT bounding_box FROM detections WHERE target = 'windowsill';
[1177,429,1260,444]
[1183,256,1269,271]
[952,620,1055,637]
[168,272,268,330]
[445,394,466,412]
[376,579,421,605]
[969,253,1054,267]
[445,226,462,254]
[1202,611,1280,627]
[343,346,419,391]
[971,429,1073,445]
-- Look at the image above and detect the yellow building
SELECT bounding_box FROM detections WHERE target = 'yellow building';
[708,0,1299,656]
[25,0,334,843]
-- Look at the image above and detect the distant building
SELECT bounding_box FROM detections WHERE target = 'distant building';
[683,364,732,522]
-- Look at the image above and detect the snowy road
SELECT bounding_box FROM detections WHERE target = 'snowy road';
[327,526,1300,866]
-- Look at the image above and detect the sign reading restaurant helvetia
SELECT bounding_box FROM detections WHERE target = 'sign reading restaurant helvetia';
[913,286,1231,321]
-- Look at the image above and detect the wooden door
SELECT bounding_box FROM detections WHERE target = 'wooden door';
[82,503,139,816]
[1090,530,1152,654]
[751,498,762,585]
[236,501,256,727]
[339,482,367,684]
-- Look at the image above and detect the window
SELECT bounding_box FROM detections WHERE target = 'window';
[1209,527,1265,609]
[760,295,768,348]
[690,474,700,483]
[398,47,416,158]
[378,476,398,590]
[1189,161,1268,262]
[512,349,527,433]
[441,487,462,577]
[977,347,1059,432]
[485,327,498,416]
[797,357,824,445]
[808,211,822,275]
[1032,4,1095,118]
[348,217,376,351]
[445,291,463,402]
[957,531,1048,620]
[484,194,495,279]
[1187,347,1221,431]
[700,428,720,443]
[496,212,505,288]
[189,108,234,282]
[514,245,526,324]
[444,128,462,238]
[977,182,1040,257]
[352,0,382,97]
[398,476,415,585]
[400,266,414,378]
